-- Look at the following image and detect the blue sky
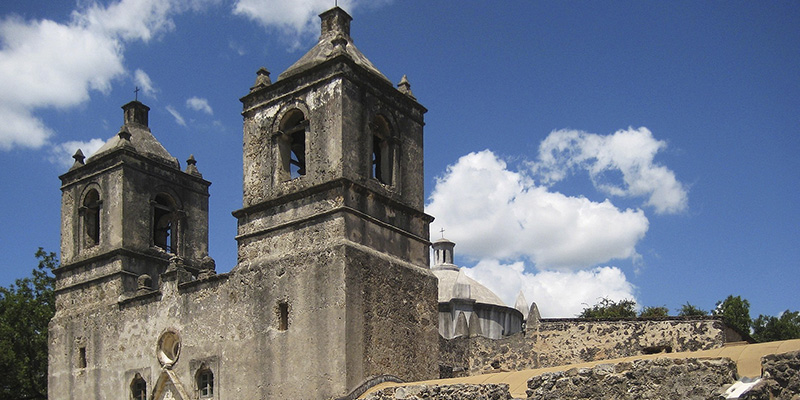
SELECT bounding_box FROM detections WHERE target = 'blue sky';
[0,0,797,318]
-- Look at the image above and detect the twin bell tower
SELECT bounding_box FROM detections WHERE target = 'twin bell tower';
[51,7,438,399]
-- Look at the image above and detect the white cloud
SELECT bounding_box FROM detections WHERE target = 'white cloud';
[73,0,177,42]
[134,69,157,97]
[233,0,339,36]
[0,0,218,151]
[0,0,391,152]
[532,127,688,215]
[186,97,213,114]
[166,105,186,126]
[232,0,390,40]
[0,15,124,149]
[0,106,53,150]
[462,260,637,318]
[49,138,107,169]
[427,150,648,270]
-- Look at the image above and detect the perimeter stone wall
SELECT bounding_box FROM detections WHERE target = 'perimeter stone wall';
[363,383,512,400]
[374,350,800,400]
[440,317,726,377]
[525,357,738,400]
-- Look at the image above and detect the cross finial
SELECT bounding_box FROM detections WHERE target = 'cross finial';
[439,227,445,238]
[134,86,140,101]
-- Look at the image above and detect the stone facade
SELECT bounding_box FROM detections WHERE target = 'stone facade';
[440,317,727,377]
[526,357,738,400]
[49,7,438,400]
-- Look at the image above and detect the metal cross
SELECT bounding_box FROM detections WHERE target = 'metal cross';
[134,86,140,101]
[439,227,445,238]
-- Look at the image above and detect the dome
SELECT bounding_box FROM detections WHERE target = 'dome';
[431,237,507,307]
[432,237,523,339]
[88,101,179,169]
[432,268,507,307]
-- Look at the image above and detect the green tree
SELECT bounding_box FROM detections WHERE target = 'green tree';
[579,298,637,319]
[677,302,708,317]
[752,310,800,343]
[713,295,751,335]
[0,248,57,400]
[639,306,669,318]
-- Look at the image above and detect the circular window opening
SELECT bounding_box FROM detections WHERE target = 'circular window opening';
[157,330,181,367]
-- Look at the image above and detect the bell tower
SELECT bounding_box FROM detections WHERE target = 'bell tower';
[57,100,212,308]
[234,6,438,397]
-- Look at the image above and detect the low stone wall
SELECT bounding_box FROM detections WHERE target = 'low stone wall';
[739,350,800,399]
[526,357,737,400]
[440,317,727,376]
[362,383,512,400]
[533,317,726,367]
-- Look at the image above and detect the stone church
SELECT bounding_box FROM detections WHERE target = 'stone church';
[51,7,439,399]
[50,6,797,400]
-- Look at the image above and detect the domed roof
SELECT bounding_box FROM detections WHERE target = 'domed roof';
[277,7,390,84]
[431,237,507,307]
[432,267,507,306]
[89,101,179,169]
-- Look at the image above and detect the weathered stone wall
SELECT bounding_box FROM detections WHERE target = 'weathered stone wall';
[363,383,512,400]
[49,238,438,400]
[440,317,727,376]
[739,350,800,399]
[526,358,737,400]
[533,318,726,367]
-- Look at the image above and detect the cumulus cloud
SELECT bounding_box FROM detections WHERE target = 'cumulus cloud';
[532,127,688,214]
[49,138,107,169]
[134,69,157,97]
[74,0,177,42]
[0,106,53,150]
[0,15,124,149]
[233,0,390,40]
[166,105,186,126]
[0,0,391,152]
[427,150,648,270]
[0,0,176,151]
[462,260,636,318]
[0,0,220,151]
[186,97,213,114]
[233,0,340,36]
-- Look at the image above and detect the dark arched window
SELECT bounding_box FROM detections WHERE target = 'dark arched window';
[153,194,177,253]
[82,189,101,247]
[278,110,307,180]
[196,365,214,397]
[131,374,146,400]
[370,115,393,185]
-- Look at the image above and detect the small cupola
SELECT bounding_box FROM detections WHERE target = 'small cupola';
[432,237,457,271]
[277,6,390,83]
[122,100,150,128]
[320,6,351,39]
[88,100,178,168]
